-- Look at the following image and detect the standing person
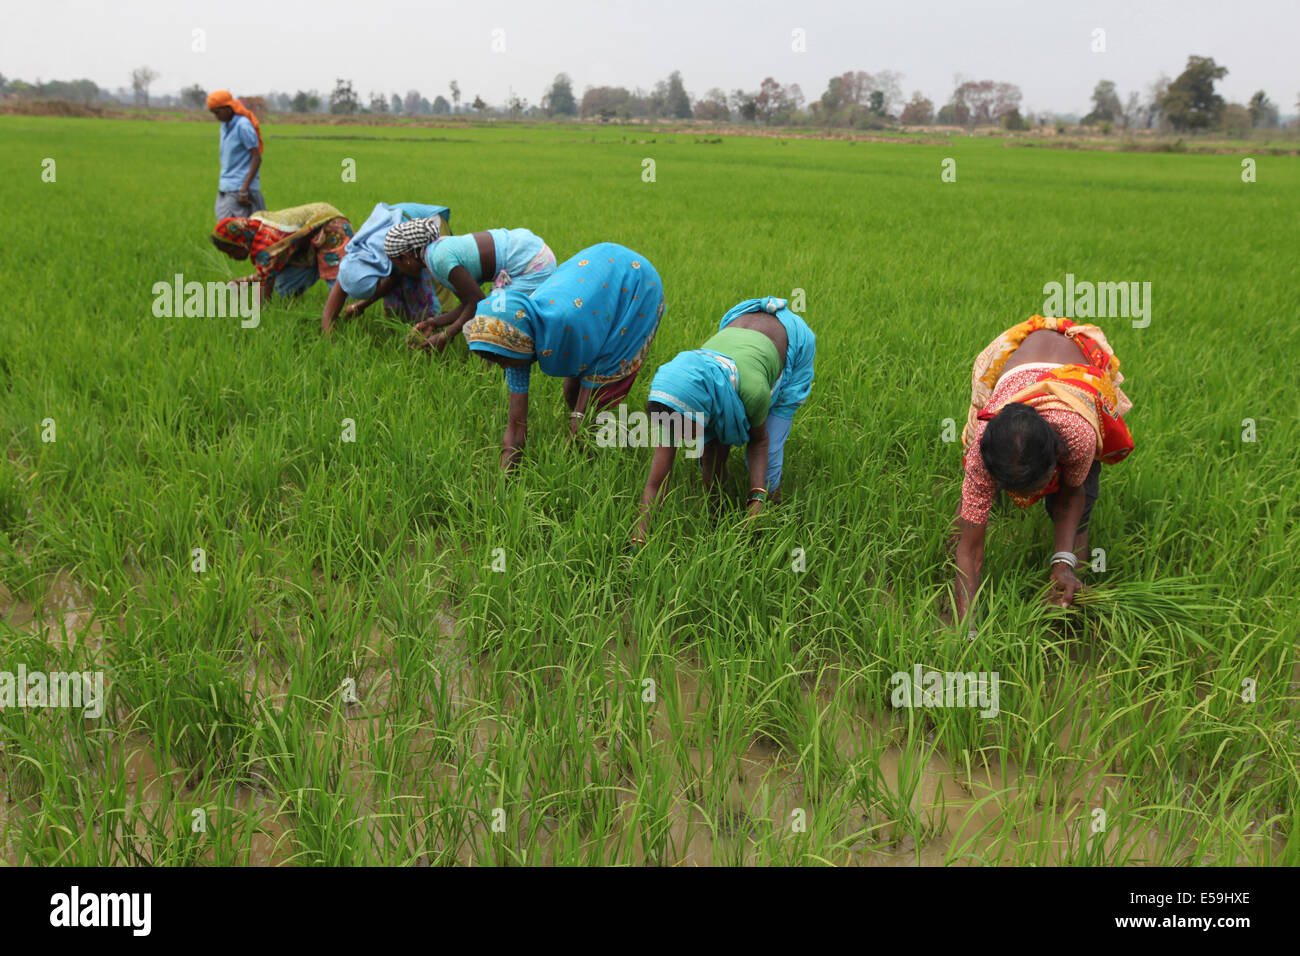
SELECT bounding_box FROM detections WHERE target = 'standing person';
[321,202,456,335]
[211,202,353,300]
[633,296,815,546]
[385,225,557,352]
[951,316,1134,623]
[207,90,265,220]
[462,243,665,471]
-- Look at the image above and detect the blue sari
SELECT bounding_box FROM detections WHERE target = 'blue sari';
[338,202,451,299]
[648,296,814,450]
[647,348,751,448]
[464,243,665,394]
[719,297,816,420]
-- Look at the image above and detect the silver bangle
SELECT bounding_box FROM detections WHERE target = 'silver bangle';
[1050,551,1079,569]
[570,411,584,420]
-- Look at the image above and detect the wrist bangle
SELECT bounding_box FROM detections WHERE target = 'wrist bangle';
[570,411,584,420]
[749,489,767,502]
[1050,551,1078,570]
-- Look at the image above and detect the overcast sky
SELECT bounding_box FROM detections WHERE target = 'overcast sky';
[4,0,1296,115]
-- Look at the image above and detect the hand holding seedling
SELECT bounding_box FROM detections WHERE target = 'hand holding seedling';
[1048,563,1084,607]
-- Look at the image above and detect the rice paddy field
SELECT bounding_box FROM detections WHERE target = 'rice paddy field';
[0,115,1297,866]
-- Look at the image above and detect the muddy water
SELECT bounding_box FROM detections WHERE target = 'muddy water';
[3,568,1286,865]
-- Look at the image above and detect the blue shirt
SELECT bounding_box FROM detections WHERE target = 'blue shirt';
[218,115,260,192]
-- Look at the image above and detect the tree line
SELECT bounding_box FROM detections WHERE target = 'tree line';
[0,57,1292,133]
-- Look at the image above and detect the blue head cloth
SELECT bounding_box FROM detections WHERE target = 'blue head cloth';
[647,348,751,448]
[338,202,451,299]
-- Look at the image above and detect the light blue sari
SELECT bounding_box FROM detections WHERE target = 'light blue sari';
[338,201,451,299]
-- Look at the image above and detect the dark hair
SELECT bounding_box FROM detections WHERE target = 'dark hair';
[979,404,1061,492]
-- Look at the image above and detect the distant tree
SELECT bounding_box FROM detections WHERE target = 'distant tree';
[241,96,267,117]
[507,92,528,118]
[756,77,782,123]
[449,80,461,113]
[1083,79,1122,125]
[693,87,730,122]
[1001,108,1028,130]
[330,78,359,114]
[1220,103,1251,134]
[542,73,577,117]
[291,90,321,112]
[267,91,293,111]
[130,66,158,107]
[1120,91,1143,129]
[819,76,844,114]
[755,77,803,124]
[180,83,207,108]
[432,94,451,114]
[403,89,422,114]
[1158,56,1228,131]
[837,71,874,107]
[580,85,632,119]
[1247,90,1278,128]
[368,91,389,112]
[471,94,487,112]
[731,89,759,123]
[899,91,934,125]
[41,78,101,105]
[935,100,967,125]
[949,79,1021,126]
[872,71,904,115]
[660,70,693,119]
[1145,75,1170,129]
[868,90,886,117]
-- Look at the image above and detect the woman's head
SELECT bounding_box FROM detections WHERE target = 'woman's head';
[211,217,258,260]
[645,400,701,446]
[979,403,1063,494]
[206,89,235,122]
[210,235,249,260]
[383,218,441,276]
[463,299,538,369]
[474,350,532,369]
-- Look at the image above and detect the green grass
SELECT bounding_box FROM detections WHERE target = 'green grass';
[0,116,1296,865]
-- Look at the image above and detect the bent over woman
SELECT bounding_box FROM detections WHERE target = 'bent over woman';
[952,315,1134,622]
[634,296,815,545]
[212,202,352,300]
[321,202,455,334]
[386,224,556,352]
[462,243,665,471]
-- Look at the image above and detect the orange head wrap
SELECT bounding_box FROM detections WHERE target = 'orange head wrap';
[206,90,263,153]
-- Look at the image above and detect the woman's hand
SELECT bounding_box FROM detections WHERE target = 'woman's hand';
[628,522,648,551]
[342,301,366,319]
[745,497,764,521]
[1047,563,1084,607]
